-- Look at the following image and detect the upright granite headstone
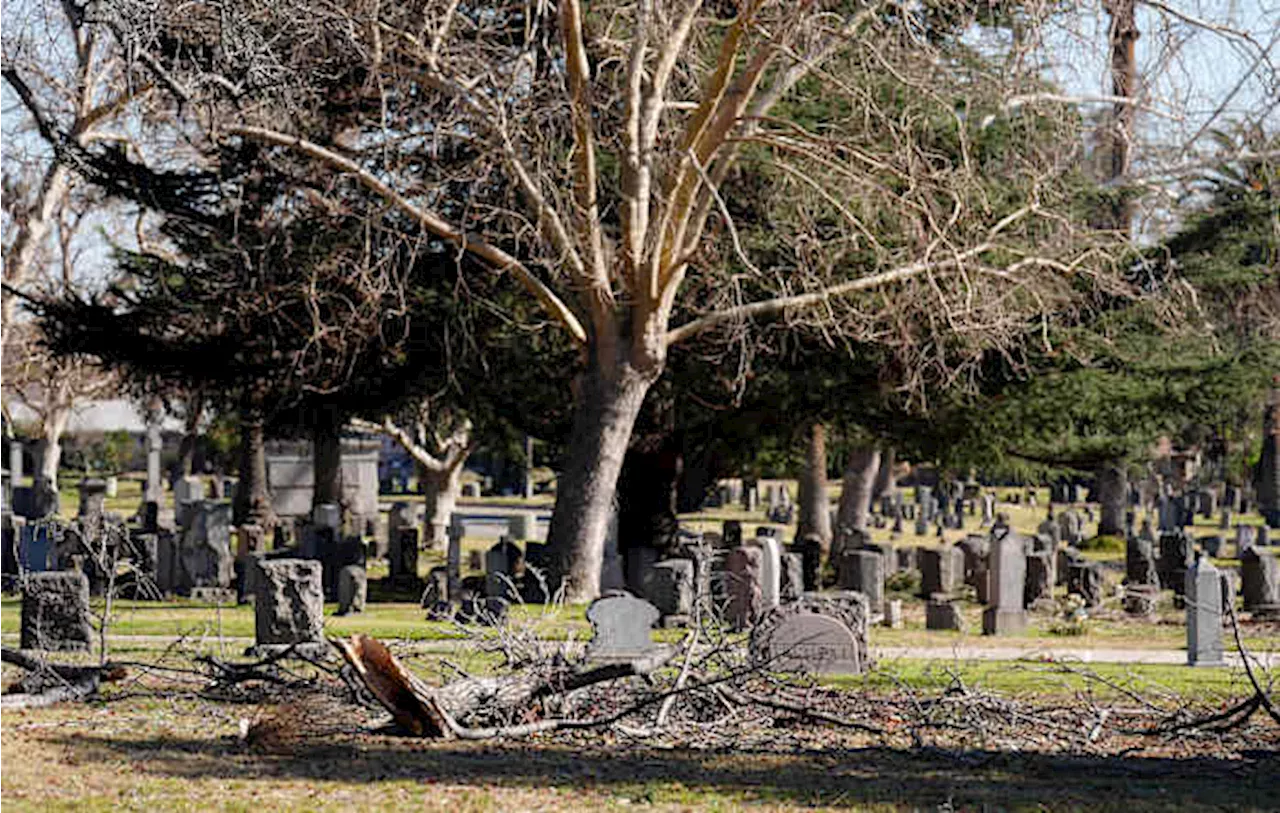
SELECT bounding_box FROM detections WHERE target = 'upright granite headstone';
[18,524,54,573]
[180,502,234,590]
[925,597,964,631]
[1186,558,1225,667]
[642,559,694,623]
[837,549,883,612]
[726,546,763,629]
[918,547,963,598]
[780,552,804,602]
[755,612,863,674]
[722,520,743,548]
[983,534,1027,635]
[20,571,92,651]
[1240,548,1280,617]
[1024,551,1054,610]
[251,559,324,652]
[77,478,108,523]
[748,536,783,611]
[1126,536,1159,588]
[1158,531,1194,594]
[1236,524,1257,558]
[1067,561,1104,608]
[336,564,367,615]
[794,533,823,591]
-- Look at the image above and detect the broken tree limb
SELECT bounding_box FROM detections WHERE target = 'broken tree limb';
[0,646,126,709]
[330,634,652,739]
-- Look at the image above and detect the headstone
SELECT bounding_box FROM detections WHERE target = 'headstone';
[461,481,481,498]
[20,571,92,651]
[1124,584,1159,617]
[982,534,1027,635]
[1024,551,1054,609]
[1067,561,1104,608]
[1158,531,1194,593]
[456,596,509,626]
[884,599,903,629]
[1199,535,1224,558]
[914,514,928,536]
[1240,548,1280,617]
[484,539,523,600]
[756,612,863,674]
[336,564,367,614]
[175,476,205,506]
[780,552,804,602]
[312,503,341,531]
[251,559,324,651]
[748,536,783,611]
[837,549,883,612]
[77,478,108,522]
[795,533,823,591]
[390,527,420,587]
[642,559,694,622]
[180,502,234,589]
[925,597,964,631]
[726,546,763,629]
[918,547,963,597]
[18,524,54,573]
[1186,559,1225,667]
[585,593,665,665]
[722,520,743,548]
[956,536,988,588]
[1233,524,1254,555]
[1126,537,1159,588]
[507,511,538,541]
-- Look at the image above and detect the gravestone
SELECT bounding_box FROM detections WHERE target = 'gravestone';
[726,546,763,629]
[914,515,928,536]
[180,502,233,590]
[862,541,896,575]
[507,511,538,541]
[1024,551,1054,610]
[722,520,743,548]
[918,547,963,598]
[1186,559,1225,667]
[336,564,367,615]
[251,559,325,653]
[584,593,666,666]
[77,478,108,523]
[925,597,964,631]
[956,536,988,588]
[390,526,420,587]
[748,536,783,611]
[20,571,92,651]
[837,549,883,612]
[794,533,823,591]
[895,547,918,572]
[755,612,863,674]
[18,524,54,573]
[1199,535,1224,558]
[1037,517,1061,546]
[780,552,804,602]
[1158,531,1194,594]
[1124,584,1159,617]
[983,534,1027,635]
[884,599,904,629]
[175,476,205,506]
[484,539,524,600]
[1126,536,1159,588]
[1233,524,1254,555]
[1240,548,1280,617]
[643,559,694,623]
[750,594,870,674]
[1067,561,1104,608]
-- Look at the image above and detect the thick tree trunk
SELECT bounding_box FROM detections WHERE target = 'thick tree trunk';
[1258,385,1280,527]
[233,413,275,529]
[797,422,832,553]
[421,456,466,551]
[1096,459,1128,537]
[312,408,343,510]
[834,447,880,556]
[36,408,70,494]
[546,359,655,603]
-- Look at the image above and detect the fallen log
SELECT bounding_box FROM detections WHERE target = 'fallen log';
[331,634,655,738]
[1,647,126,709]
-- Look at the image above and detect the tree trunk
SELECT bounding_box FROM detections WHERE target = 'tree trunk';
[36,407,70,495]
[545,359,655,603]
[797,422,832,553]
[834,447,880,555]
[871,447,896,502]
[312,408,343,510]
[1258,384,1280,527]
[421,455,466,551]
[1095,459,1127,537]
[233,413,275,529]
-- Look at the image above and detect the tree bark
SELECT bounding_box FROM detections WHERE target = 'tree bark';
[834,447,880,555]
[797,422,832,553]
[233,412,275,529]
[421,456,465,551]
[36,407,70,494]
[545,355,655,603]
[1095,459,1127,537]
[312,408,343,510]
[871,447,896,502]
[1258,384,1280,527]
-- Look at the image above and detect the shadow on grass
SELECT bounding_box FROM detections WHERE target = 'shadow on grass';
[44,730,1279,810]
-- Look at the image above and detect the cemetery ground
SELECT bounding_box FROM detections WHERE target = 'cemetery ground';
[3,479,1279,810]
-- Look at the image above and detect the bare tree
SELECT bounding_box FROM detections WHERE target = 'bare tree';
[77,1,1126,599]
[352,406,472,551]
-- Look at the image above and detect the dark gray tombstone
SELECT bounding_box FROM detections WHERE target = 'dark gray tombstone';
[180,502,234,590]
[956,535,988,588]
[1199,535,1224,558]
[390,526,421,587]
[336,564,367,615]
[726,546,763,629]
[722,520,743,548]
[918,547,963,598]
[484,539,524,600]
[780,552,804,602]
[925,597,964,631]
[77,478,108,523]
[18,523,54,573]
[1067,561,1104,608]
[1240,548,1280,617]
[1126,536,1159,588]
[642,559,694,623]
[1158,531,1194,594]
[251,559,324,653]
[862,541,896,575]
[21,571,92,651]
[1235,524,1257,558]
[837,549,883,612]
[1024,551,1054,610]
[794,533,823,591]
[1186,559,1225,667]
